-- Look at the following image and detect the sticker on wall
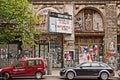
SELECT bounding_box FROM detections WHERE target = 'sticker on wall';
[109,41,115,52]
[64,51,74,60]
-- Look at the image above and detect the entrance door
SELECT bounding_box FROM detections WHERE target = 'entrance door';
[35,44,62,68]
[35,44,49,59]
[50,45,62,68]
[75,36,103,64]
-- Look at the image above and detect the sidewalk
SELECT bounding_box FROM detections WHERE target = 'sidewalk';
[114,70,119,78]
[45,68,120,78]
[45,68,60,77]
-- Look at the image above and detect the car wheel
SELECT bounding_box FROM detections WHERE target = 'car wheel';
[35,72,43,79]
[100,72,109,80]
[66,71,75,80]
[118,72,120,77]
[3,72,10,80]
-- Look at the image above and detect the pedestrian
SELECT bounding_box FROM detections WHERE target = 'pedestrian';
[17,50,22,60]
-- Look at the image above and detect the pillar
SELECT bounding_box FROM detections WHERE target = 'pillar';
[63,3,75,67]
[105,3,118,70]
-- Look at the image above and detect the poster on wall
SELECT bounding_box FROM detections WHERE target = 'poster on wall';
[64,51,74,60]
[105,52,117,68]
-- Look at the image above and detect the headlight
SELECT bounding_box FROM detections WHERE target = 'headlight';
[0,69,2,72]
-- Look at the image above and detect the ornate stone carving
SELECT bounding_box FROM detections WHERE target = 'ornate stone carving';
[74,9,103,32]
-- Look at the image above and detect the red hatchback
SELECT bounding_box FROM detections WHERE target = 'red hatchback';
[0,58,46,80]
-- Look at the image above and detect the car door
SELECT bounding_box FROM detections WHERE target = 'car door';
[26,60,36,76]
[75,62,91,76]
[12,61,26,77]
[88,62,100,76]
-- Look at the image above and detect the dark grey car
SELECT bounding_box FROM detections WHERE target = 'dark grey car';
[60,62,115,80]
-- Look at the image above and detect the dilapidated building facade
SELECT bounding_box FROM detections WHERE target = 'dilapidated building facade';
[1,0,120,69]
[28,0,120,69]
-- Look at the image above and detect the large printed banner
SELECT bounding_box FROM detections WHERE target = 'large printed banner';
[48,12,72,34]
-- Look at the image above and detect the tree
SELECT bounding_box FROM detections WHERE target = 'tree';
[0,0,39,45]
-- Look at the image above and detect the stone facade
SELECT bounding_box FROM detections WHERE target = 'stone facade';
[29,0,120,68]
[1,0,120,68]
[0,58,15,68]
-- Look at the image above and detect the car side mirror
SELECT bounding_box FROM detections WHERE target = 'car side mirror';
[80,66,82,68]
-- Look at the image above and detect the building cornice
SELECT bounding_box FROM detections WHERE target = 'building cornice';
[29,0,120,5]
[75,32,105,36]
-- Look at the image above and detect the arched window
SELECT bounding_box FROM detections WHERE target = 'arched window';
[74,9,103,32]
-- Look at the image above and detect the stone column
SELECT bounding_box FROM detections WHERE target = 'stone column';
[105,3,118,69]
[63,3,75,67]
[46,53,52,75]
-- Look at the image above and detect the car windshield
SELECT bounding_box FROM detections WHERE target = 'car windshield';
[11,60,17,67]
[75,62,91,68]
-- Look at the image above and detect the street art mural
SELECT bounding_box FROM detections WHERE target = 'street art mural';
[75,9,103,32]
[0,44,18,59]
[34,7,60,32]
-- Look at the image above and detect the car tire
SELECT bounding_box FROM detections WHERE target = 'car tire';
[118,72,120,77]
[66,71,75,80]
[35,72,43,79]
[3,72,11,80]
[100,72,109,80]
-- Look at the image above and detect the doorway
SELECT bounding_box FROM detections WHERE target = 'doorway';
[35,44,49,59]
[75,36,103,65]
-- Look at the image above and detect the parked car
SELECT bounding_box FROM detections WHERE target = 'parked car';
[0,58,46,80]
[60,61,115,80]
[118,71,120,77]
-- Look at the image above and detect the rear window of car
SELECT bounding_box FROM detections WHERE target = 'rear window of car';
[27,60,42,66]
[100,63,109,67]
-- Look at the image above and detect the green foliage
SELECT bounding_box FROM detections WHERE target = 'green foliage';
[0,0,39,45]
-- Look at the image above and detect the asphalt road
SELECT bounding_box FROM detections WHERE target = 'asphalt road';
[4,77,119,80]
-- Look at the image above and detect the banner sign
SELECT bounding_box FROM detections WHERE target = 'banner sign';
[48,12,72,34]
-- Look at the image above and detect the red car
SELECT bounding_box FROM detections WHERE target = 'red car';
[0,58,46,80]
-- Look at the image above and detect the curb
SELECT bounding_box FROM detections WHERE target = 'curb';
[44,74,60,77]
[44,75,119,78]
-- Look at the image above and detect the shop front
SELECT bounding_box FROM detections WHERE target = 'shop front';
[75,35,104,65]
[74,7,105,65]
[34,34,63,68]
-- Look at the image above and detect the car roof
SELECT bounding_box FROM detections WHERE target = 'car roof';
[18,58,44,61]
[82,61,106,64]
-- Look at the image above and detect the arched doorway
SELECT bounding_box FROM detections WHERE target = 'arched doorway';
[74,8,104,64]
